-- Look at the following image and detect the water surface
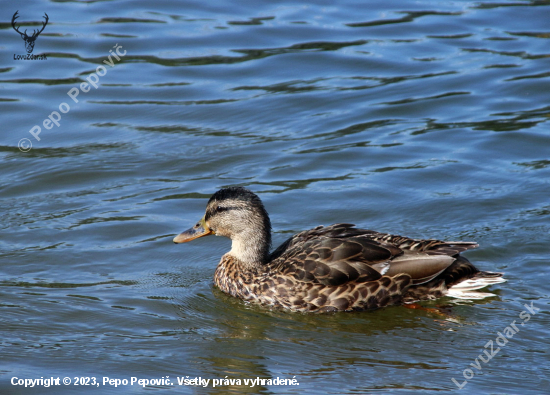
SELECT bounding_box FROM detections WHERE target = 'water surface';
[1,0,549,394]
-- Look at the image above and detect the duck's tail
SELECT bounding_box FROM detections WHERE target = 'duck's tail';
[446,270,506,300]
[403,256,505,303]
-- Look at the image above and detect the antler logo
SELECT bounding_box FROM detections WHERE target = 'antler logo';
[12,10,49,54]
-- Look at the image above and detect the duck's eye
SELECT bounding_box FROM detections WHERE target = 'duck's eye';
[216,206,227,213]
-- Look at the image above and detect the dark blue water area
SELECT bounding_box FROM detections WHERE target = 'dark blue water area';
[1,0,549,394]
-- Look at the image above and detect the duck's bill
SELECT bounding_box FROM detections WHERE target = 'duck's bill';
[173,218,213,244]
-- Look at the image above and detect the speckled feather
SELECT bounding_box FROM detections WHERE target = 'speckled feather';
[214,252,411,312]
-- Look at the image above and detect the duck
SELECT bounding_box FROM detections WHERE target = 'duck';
[173,187,505,313]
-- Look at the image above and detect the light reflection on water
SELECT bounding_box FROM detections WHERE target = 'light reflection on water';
[1,0,549,393]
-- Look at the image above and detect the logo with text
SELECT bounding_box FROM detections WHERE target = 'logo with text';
[451,301,540,390]
[12,10,49,60]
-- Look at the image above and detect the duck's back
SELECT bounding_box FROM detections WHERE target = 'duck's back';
[267,223,478,288]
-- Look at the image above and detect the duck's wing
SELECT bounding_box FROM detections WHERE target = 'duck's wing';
[269,224,474,287]
[360,229,479,255]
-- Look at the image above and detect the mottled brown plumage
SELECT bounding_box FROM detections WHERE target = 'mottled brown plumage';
[173,187,504,312]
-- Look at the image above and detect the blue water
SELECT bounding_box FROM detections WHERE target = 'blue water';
[1,0,549,394]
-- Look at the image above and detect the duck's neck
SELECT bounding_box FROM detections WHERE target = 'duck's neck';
[228,230,271,270]
[224,220,271,270]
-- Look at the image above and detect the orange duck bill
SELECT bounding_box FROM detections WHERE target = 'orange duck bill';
[173,217,213,243]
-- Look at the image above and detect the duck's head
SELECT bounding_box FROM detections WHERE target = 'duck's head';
[173,187,272,266]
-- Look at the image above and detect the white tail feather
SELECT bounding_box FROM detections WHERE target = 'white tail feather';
[446,276,506,300]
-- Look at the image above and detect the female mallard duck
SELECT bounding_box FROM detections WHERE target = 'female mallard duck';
[173,187,504,313]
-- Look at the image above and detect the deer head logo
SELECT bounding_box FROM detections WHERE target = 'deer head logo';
[12,11,49,54]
